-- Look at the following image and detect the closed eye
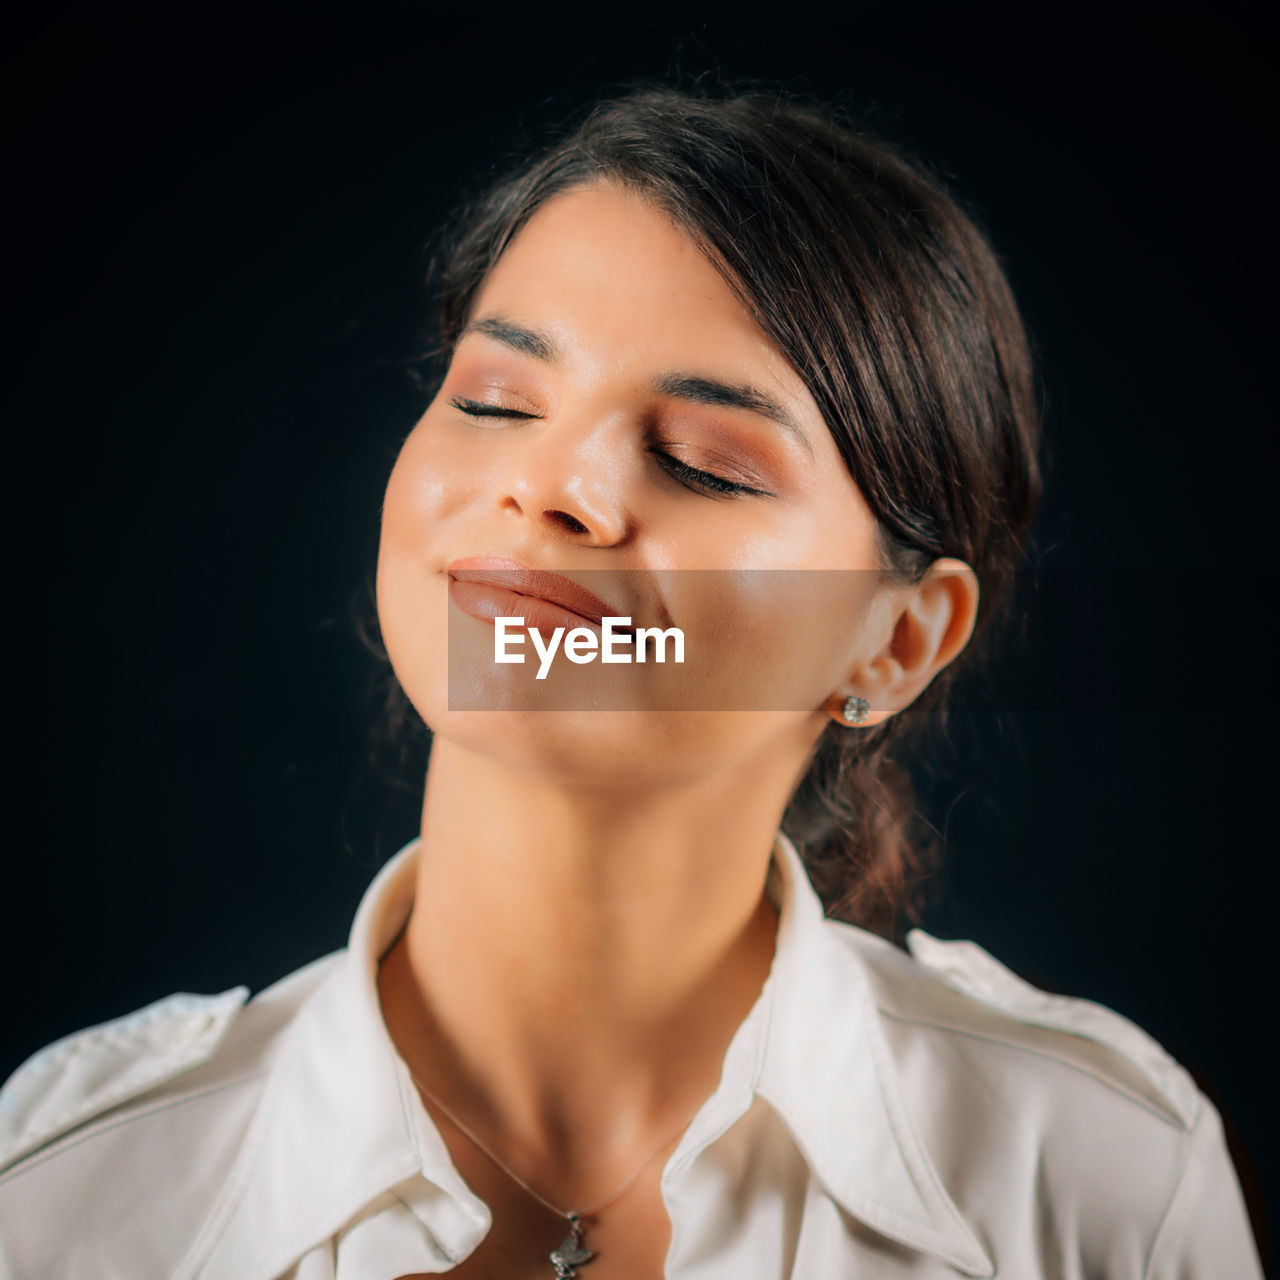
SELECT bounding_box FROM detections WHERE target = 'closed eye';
[448,396,536,421]
[447,396,767,499]
[652,452,765,498]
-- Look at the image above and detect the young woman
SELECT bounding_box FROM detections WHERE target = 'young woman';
[0,84,1262,1279]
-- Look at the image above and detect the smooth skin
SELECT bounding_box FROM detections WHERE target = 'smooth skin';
[375,180,979,1277]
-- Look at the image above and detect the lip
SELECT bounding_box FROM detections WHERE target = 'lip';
[446,557,632,632]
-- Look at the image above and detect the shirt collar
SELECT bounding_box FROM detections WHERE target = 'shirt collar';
[190,830,993,1279]
[755,832,994,1275]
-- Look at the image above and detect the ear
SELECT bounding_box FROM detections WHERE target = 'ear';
[828,558,980,728]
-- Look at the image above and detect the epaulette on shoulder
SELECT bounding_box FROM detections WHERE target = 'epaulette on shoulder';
[0,986,249,1175]
[900,928,1202,1130]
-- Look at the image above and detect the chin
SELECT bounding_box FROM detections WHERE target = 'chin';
[423,707,745,789]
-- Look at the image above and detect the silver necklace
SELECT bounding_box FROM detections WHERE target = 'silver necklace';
[408,1068,700,1278]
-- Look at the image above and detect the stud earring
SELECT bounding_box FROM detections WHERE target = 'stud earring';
[841,695,871,726]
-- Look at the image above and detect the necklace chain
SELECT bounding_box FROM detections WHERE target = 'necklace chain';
[407,1068,701,1223]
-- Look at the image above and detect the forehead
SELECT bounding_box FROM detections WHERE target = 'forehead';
[468,181,818,415]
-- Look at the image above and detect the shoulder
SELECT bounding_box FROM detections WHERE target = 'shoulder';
[0,952,342,1176]
[828,922,1240,1268]
[869,925,1202,1128]
[0,950,343,1275]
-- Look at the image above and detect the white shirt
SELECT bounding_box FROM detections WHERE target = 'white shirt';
[0,830,1263,1279]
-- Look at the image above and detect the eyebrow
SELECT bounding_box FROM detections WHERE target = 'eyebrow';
[458,314,813,456]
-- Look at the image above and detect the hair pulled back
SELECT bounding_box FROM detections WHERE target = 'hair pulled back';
[366,79,1043,939]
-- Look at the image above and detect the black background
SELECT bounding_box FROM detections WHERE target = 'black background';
[4,1,1274,1266]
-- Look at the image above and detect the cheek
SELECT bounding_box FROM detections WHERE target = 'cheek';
[375,428,466,691]
[681,503,849,573]
[665,569,870,712]
[382,425,468,545]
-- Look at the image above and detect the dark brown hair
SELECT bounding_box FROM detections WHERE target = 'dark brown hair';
[360,79,1043,938]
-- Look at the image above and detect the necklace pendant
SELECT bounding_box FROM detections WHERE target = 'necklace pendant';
[549,1211,594,1278]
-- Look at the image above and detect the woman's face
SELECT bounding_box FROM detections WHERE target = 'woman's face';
[377,180,903,785]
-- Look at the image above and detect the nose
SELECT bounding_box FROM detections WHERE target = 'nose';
[493,414,630,545]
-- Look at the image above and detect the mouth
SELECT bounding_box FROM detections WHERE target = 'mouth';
[445,557,634,634]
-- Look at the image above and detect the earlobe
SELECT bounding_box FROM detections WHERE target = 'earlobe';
[840,695,871,726]
[826,688,885,729]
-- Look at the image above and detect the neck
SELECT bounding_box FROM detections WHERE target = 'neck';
[376,733,793,1192]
